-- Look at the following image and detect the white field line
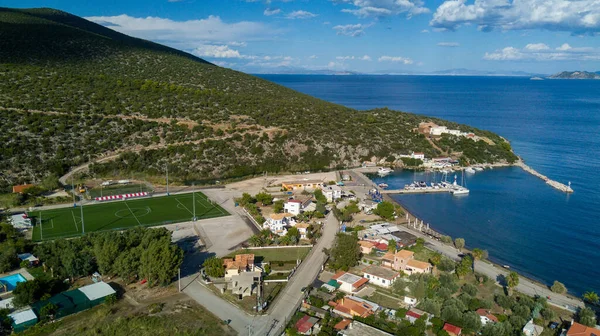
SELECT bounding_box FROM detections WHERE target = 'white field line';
[175,198,194,216]
[71,211,79,232]
[124,201,142,226]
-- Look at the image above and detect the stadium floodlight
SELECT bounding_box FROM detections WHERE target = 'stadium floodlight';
[80,199,85,235]
[165,164,170,196]
[192,184,196,221]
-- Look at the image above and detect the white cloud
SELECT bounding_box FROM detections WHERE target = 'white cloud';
[525,43,550,51]
[360,55,372,61]
[334,0,429,18]
[309,55,318,59]
[85,14,275,49]
[484,44,600,61]
[286,10,318,19]
[264,8,281,16]
[193,45,243,58]
[336,56,355,60]
[421,29,430,33]
[437,42,460,47]
[430,0,600,34]
[378,56,414,64]
[335,55,371,61]
[333,23,372,37]
[228,41,247,47]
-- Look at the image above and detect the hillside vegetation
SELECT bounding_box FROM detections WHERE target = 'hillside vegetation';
[0,7,516,190]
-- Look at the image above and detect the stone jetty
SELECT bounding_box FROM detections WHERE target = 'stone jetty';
[515,160,573,193]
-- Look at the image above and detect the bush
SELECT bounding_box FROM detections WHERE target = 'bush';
[550,280,567,294]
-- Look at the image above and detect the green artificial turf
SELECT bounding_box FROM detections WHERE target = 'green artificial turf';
[30,192,228,241]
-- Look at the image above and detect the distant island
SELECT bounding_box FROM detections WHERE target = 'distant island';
[548,71,600,79]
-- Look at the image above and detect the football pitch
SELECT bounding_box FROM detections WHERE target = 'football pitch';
[30,192,228,241]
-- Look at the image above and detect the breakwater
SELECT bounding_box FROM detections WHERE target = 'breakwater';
[514,160,573,193]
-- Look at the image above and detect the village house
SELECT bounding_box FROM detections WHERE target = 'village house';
[476,309,498,325]
[229,271,261,298]
[331,271,369,294]
[443,323,462,336]
[381,249,432,275]
[404,296,418,307]
[222,254,256,279]
[322,185,343,202]
[295,315,320,335]
[411,152,425,160]
[566,322,600,336]
[330,296,379,319]
[405,308,428,324]
[358,241,375,254]
[263,213,296,236]
[17,253,39,267]
[295,223,311,240]
[358,200,378,214]
[337,320,394,336]
[281,180,323,191]
[522,319,544,336]
[362,265,401,288]
[12,184,35,194]
[283,196,314,215]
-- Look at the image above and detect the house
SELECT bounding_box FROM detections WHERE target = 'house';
[229,271,261,298]
[523,319,544,336]
[222,254,255,278]
[411,152,425,160]
[296,223,311,240]
[372,242,388,252]
[17,253,39,266]
[405,308,427,323]
[381,249,414,271]
[9,309,38,333]
[331,271,369,294]
[295,315,320,335]
[330,296,379,319]
[363,265,401,288]
[337,320,394,336]
[476,309,498,325]
[404,296,418,307]
[281,180,323,191]
[284,197,314,215]
[566,322,600,336]
[358,240,375,254]
[9,214,32,230]
[263,213,296,236]
[390,231,418,248]
[12,184,35,194]
[358,200,378,213]
[405,259,433,275]
[322,185,343,202]
[443,323,462,335]
[334,319,352,331]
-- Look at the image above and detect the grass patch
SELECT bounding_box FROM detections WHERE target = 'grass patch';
[228,247,311,263]
[366,291,402,309]
[26,266,52,281]
[29,192,228,241]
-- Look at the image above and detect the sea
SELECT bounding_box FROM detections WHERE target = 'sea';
[258,74,600,296]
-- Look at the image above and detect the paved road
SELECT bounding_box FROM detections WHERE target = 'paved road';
[182,211,340,335]
[403,227,584,311]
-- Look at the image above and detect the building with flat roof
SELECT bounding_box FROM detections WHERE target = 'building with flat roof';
[331,271,369,293]
[281,180,324,191]
[337,320,393,336]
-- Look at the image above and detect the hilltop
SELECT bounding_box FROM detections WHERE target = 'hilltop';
[0,7,516,190]
[548,71,600,79]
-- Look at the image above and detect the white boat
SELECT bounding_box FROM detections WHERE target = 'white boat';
[378,167,392,175]
[474,167,484,172]
[378,183,389,189]
[465,167,476,174]
[451,187,470,195]
[451,173,470,195]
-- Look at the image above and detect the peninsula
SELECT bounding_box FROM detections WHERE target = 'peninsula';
[548,71,600,79]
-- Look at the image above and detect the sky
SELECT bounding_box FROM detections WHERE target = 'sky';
[4,0,600,74]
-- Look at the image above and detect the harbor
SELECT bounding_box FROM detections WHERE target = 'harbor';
[514,160,573,193]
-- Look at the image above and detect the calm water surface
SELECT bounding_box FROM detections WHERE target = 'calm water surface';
[259,74,600,296]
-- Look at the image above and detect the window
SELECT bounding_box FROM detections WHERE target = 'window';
[382,280,386,284]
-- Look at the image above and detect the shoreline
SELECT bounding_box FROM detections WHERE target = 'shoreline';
[352,168,584,305]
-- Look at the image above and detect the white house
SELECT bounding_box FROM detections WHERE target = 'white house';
[363,265,401,288]
[476,309,498,325]
[263,213,296,236]
[284,200,302,215]
[358,200,378,213]
[296,223,310,240]
[322,185,342,202]
[429,126,448,136]
[404,296,418,307]
[523,320,543,336]
[332,271,369,294]
[411,152,425,160]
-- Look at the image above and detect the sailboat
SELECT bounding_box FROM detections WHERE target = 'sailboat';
[451,171,470,195]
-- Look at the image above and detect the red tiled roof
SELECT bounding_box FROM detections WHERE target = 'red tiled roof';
[12,184,35,193]
[331,271,346,280]
[287,199,302,203]
[567,322,600,336]
[406,310,422,319]
[476,309,498,323]
[352,277,369,288]
[373,243,388,251]
[443,323,462,335]
[334,319,352,331]
[295,315,316,333]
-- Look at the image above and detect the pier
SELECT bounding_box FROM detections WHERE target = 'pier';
[381,188,451,194]
[515,161,573,193]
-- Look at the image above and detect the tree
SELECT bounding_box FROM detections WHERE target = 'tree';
[248,234,264,247]
[0,244,18,273]
[387,239,397,252]
[437,258,456,273]
[239,193,256,206]
[429,252,442,266]
[454,238,465,251]
[330,234,360,271]
[114,247,141,283]
[41,173,60,191]
[471,248,485,260]
[313,189,327,204]
[286,227,300,243]
[203,256,225,278]
[273,200,284,213]
[39,302,58,322]
[255,192,273,206]
[506,271,519,295]
[139,238,184,286]
[540,308,556,321]
[550,281,567,294]
[579,307,597,327]
[373,201,395,220]
[455,255,473,279]
[583,291,599,304]
[440,235,452,244]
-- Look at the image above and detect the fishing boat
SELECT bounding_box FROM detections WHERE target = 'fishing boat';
[378,183,389,189]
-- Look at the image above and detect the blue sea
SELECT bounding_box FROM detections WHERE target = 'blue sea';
[258,74,600,296]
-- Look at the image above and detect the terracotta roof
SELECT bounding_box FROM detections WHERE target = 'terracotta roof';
[12,184,35,193]
[381,252,395,261]
[443,323,462,335]
[407,259,432,270]
[295,315,318,333]
[359,241,375,248]
[395,250,415,259]
[269,212,294,220]
[333,297,376,318]
[352,277,369,289]
[223,254,255,270]
[406,310,422,319]
[476,309,499,323]
[287,199,302,203]
[567,322,600,336]
[373,243,388,251]
[331,271,346,280]
[334,319,352,331]
[295,223,310,229]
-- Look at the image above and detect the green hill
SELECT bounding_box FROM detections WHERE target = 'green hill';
[0,7,516,190]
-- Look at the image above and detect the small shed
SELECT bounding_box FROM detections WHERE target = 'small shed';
[78,281,116,306]
[9,309,38,333]
[0,297,14,310]
[17,253,39,266]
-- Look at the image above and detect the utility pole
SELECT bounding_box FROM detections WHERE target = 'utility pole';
[80,199,85,235]
[71,176,75,207]
[166,165,169,196]
[178,268,181,292]
[192,184,196,221]
[39,211,43,241]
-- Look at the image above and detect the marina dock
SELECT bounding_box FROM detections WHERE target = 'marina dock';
[381,188,451,194]
[515,161,573,193]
